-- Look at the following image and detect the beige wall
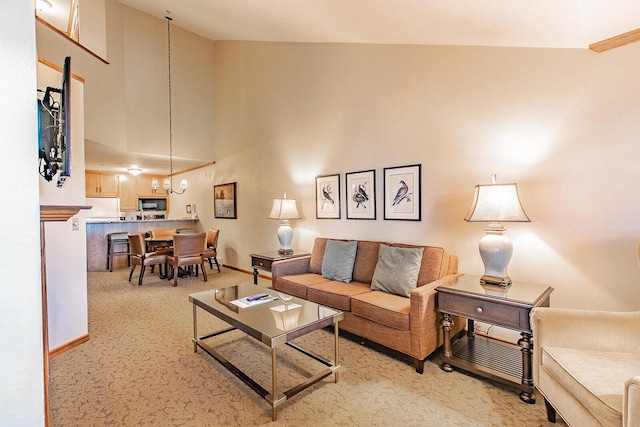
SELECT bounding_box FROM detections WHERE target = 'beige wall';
[36,0,216,163]
[37,0,640,316]
[123,7,216,160]
[206,40,640,312]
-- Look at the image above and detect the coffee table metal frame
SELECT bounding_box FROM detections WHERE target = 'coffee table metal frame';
[189,285,343,421]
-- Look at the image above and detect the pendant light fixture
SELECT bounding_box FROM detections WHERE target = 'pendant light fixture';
[164,13,188,195]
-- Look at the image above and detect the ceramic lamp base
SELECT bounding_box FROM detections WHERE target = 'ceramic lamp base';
[276,220,293,254]
[478,223,513,286]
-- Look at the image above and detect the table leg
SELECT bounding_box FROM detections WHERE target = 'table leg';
[441,313,453,372]
[253,267,258,285]
[334,322,340,382]
[192,304,198,353]
[271,347,278,421]
[518,331,535,404]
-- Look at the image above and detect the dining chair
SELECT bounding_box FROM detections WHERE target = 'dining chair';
[107,232,130,271]
[167,232,207,286]
[202,229,220,272]
[148,228,177,253]
[128,233,167,286]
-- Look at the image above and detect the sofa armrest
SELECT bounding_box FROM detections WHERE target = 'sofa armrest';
[409,273,464,358]
[624,376,640,427]
[271,256,312,285]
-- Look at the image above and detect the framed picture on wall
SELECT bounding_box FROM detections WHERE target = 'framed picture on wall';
[214,182,237,219]
[346,169,376,220]
[315,174,341,219]
[384,164,421,221]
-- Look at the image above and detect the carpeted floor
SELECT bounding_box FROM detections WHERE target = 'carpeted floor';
[49,267,564,426]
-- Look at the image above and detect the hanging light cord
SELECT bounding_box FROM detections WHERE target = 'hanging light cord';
[166,15,175,193]
[166,14,185,195]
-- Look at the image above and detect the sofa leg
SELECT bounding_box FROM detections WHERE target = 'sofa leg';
[544,398,556,423]
[413,358,425,374]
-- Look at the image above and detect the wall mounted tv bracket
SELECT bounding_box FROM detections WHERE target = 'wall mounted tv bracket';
[38,87,64,185]
[38,56,71,188]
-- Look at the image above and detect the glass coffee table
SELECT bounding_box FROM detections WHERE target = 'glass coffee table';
[189,283,343,421]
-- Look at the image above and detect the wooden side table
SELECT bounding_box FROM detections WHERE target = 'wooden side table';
[436,274,553,404]
[250,251,311,285]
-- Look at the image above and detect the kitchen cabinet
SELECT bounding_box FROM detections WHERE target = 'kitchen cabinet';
[137,174,167,198]
[118,174,138,211]
[85,171,118,197]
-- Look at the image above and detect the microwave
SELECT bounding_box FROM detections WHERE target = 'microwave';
[138,198,167,211]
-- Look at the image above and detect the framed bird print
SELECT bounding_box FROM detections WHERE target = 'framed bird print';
[384,164,421,221]
[316,174,341,219]
[346,169,376,220]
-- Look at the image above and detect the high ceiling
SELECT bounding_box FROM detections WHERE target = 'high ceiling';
[119,0,640,49]
[42,1,640,175]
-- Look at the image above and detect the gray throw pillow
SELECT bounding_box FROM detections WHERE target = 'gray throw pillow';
[321,240,358,283]
[371,244,424,297]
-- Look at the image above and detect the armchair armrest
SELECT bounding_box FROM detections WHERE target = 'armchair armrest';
[271,256,312,285]
[531,308,640,384]
[531,308,640,353]
[624,376,640,427]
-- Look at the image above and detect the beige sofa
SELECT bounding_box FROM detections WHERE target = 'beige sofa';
[271,237,464,373]
[531,308,640,426]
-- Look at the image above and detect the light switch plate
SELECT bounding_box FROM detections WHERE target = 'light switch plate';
[71,217,79,231]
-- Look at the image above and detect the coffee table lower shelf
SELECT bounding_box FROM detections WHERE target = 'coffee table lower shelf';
[443,335,534,399]
[193,325,340,421]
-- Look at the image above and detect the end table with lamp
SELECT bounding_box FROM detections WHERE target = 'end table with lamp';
[437,176,554,404]
[253,194,309,284]
[250,251,310,285]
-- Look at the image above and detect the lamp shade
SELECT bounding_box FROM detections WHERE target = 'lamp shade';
[268,198,300,220]
[464,183,530,223]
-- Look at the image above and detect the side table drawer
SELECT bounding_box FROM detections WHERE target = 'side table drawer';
[252,257,274,271]
[438,293,530,332]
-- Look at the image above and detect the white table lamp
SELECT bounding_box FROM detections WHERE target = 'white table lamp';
[268,194,300,255]
[464,175,530,286]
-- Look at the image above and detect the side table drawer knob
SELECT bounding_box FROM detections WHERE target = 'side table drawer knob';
[476,307,483,314]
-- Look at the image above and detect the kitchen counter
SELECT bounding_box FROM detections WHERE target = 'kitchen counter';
[86,218,201,271]
[86,218,199,224]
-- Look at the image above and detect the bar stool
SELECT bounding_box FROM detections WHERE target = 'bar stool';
[107,232,131,271]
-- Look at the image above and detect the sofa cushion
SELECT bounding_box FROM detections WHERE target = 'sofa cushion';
[542,346,640,426]
[351,290,411,331]
[322,240,358,283]
[309,238,329,274]
[352,241,382,284]
[391,243,445,285]
[274,274,330,299]
[307,281,372,311]
[371,244,424,297]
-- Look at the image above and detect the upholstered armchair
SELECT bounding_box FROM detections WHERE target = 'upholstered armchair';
[531,308,640,426]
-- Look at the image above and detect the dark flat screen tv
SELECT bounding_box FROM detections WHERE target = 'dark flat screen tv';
[38,56,71,188]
